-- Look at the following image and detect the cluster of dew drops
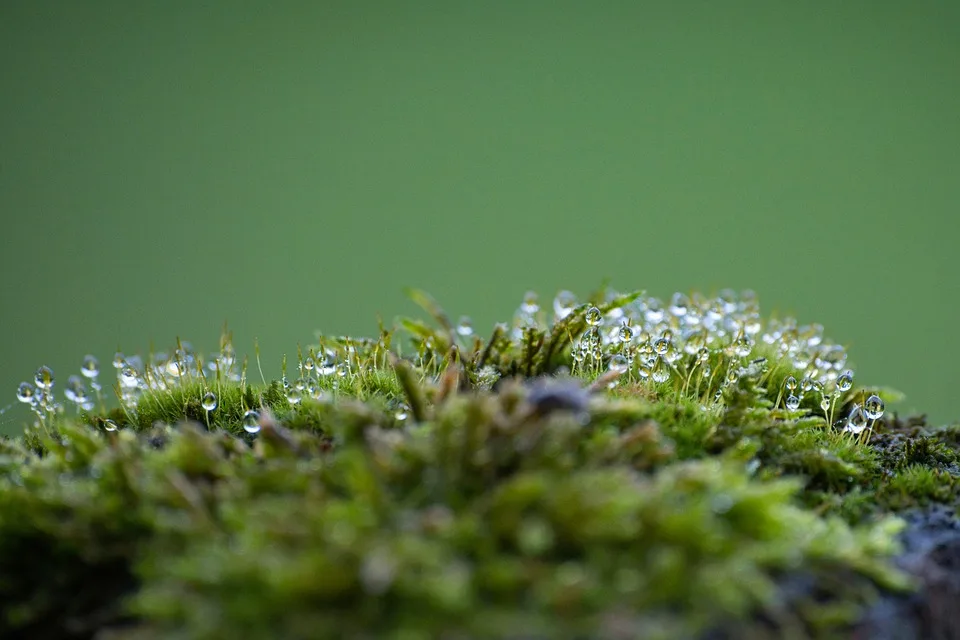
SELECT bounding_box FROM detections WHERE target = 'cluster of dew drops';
[12,287,883,438]
[486,288,884,434]
[13,335,371,436]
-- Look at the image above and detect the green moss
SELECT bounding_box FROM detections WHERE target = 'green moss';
[2,287,957,639]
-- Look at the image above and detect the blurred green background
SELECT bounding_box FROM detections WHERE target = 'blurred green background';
[1,1,957,433]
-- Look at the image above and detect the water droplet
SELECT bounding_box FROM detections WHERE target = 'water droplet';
[864,394,885,420]
[64,375,87,404]
[726,368,740,385]
[651,361,670,383]
[120,366,139,389]
[521,291,539,314]
[16,382,35,404]
[553,290,577,321]
[302,356,315,372]
[242,409,261,434]
[653,337,670,356]
[638,362,651,380]
[697,346,710,363]
[287,387,302,405]
[785,395,800,411]
[820,396,831,411]
[456,316,474,337]
[34,366,54,390]
[201,392,217,412]
[617,321,634,344]
[733,334,753,358]
[81,355,99,379]
[103,419,118,432]
[306,379,320,399]
[669,292,689,317]
[844,405,868,434]
[584,306,602,327]
[836,371,854,393]
[785,376,798,392]
[395,404,409,421]
[608,354,629,374]
[113,352,126,369]
[801,376,814,393]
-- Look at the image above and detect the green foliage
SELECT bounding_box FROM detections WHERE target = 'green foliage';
[2,287,957,639]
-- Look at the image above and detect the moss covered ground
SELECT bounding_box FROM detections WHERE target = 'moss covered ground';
[2,287,958,639]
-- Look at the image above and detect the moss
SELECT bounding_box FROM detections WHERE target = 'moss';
[2,287,958,639]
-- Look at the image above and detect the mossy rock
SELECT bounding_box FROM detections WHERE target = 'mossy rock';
[2,288,958,639]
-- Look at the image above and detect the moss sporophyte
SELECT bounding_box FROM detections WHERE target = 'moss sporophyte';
[2,287,959,639]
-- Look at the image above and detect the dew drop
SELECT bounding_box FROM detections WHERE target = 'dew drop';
[287,387,302,405]
[16,382,35,404]
[242,409,261,434]
[81,355,99,379]
[697,346,710,363]
[608,354,629,374]
[653,337,670,356]
[456,316,474,337]
[112,352,125,370]
[34,366,54,390]
[651,361,670,383]
[836,371,854,393]
[64,375,86,404]
[820,396,831,411]
[845,405,868,434]
[864,394,885,420]
[120,366,139,389]
[668,292,689,317]
[103,419,118,432]
[553,290,578,321]
[785,395,800,411]
[785,376,798,392]
[733,334,753,358]
[302,356,315,372]
[617,322,634,344]
[521,291,539,314]
[201,392,217,412]
[584,306,602,327]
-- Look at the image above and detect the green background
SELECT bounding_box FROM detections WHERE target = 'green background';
[1,1,957,433]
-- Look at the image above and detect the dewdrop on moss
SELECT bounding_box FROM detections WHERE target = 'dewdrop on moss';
[617,322,634,344]
[35,366,54,390]
[608,354,629,374]
[733,334,753,358]
[201,392,217,412]
[242,409,261,434]
[103,419,118,432]
[520,291,539,314]
[81,355,99,379]
[785,376,798,392]
[287,387,302,405]
[553,290,577,321]
[864,394,885,420]
[653,337,670,356]
[456,316,474,337]
[845,405,868,434]
[836,371,853,393]
[120,366,139,389]
[16,382,35,404]
[785,395,800,411]
[112,352,125,369]
[64,375,86,404]
[584,306,602,327]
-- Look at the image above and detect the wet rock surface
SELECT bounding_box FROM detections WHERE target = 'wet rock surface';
[855,505,960,640]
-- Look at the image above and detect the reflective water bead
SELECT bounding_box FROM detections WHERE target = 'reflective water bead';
[456,316,474,337]
[668,292,689,317]
[302,356,315,372]
[103,419,118,432]
[35,366,54,390]
[306,379,320,399]
[638,362,651,380]
[81,355,99,379]
[113,352,126,369]
[201,392,217,412]
[697,346,710,363]
[733,334,753,358]
[242,409,261,434]
[521,291,539,314]
[785,376,798,392]
[584,306,602,327]
[651,361,670,383]
[845,405,868,434]
[785,395,800,411]
[64,375,86,404]
[553,290,577,321]
[801,377,814,393]
[608,354,629,374]
[120,366,139,389]
[287,387,302,405]
[864,394,885,420]
[820,396,831,411]
[653,337,670,356]
[836,371,854,393]
[617,321,634,344]
[726,368,740,385]
[16,382,35,404]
